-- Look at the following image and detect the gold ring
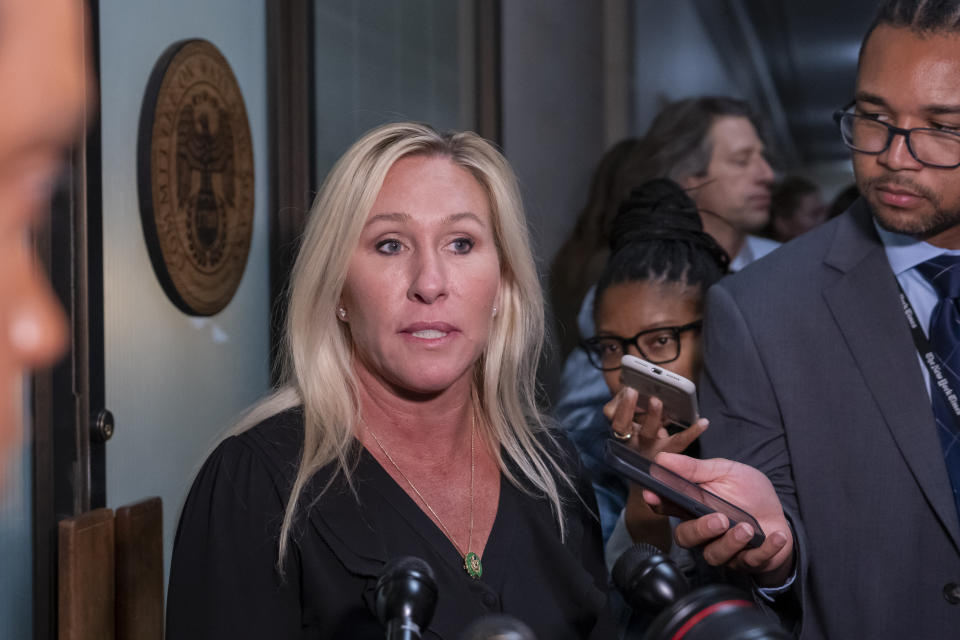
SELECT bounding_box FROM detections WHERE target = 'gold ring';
[611,429,632,441]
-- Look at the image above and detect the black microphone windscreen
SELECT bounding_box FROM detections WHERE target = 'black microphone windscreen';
[375,555,439,637]
[612,542,689,613]
[378,556,437,586]
[611,542,662,590]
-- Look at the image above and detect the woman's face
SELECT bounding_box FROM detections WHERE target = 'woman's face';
[340,154,501,397]
[594,280,703,395]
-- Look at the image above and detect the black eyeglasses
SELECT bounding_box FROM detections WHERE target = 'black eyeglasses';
[834,102,960,169]
[581,320,703,371]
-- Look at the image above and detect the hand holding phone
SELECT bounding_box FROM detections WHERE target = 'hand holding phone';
[604,386,708,458]
[649,451,796,587]
[604,439,766,548]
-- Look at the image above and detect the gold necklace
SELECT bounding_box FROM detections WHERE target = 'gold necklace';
[367,416,483,579]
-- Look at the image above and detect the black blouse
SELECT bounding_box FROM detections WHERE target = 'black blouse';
[166,408,615,639]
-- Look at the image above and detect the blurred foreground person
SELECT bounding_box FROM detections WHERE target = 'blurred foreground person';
[166,123,613,639]
[683,0,960,636]
[0,0,91,466]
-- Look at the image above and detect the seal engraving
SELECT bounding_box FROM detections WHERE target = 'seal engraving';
[138,39,254,316]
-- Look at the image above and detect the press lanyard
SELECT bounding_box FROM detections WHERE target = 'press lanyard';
[896,281,960,422]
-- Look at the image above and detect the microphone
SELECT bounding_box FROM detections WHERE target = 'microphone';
[375,556,439,640]
[612,543,790,639]
[459,614,537,640]
[612,542,691,612]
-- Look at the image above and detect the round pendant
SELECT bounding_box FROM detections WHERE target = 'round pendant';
[464,552,483,579]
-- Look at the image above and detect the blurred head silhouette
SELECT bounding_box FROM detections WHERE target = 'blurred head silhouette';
[0,0,91,462]
[767,176,827,243]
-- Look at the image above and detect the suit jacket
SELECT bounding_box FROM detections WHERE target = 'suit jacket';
[699,200,960,638]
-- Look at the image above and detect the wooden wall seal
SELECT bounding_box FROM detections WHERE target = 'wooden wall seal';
[137,39,255,316]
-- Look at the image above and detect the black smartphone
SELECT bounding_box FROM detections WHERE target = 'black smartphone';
[604,439,765,549]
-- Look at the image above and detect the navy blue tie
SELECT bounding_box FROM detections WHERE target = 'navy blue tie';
[916,255,960,525]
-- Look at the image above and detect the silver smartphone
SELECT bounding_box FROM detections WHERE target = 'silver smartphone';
[620,354,699,428]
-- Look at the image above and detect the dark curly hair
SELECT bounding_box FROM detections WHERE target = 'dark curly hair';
[593,178,730,318]
[862,0,960,62]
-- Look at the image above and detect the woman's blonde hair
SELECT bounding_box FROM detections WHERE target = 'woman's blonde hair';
[238,122,571,564]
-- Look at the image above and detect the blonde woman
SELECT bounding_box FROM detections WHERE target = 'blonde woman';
[166,123,612,639]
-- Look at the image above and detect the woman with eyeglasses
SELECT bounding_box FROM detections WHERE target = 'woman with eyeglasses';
[575,178,729,556]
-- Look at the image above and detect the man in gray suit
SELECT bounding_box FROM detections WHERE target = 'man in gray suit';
[659,1,960,637]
